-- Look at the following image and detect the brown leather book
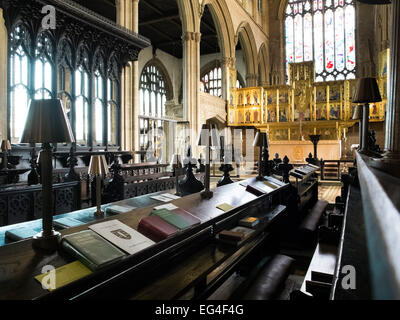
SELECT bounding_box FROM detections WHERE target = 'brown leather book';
[219,230,245,242]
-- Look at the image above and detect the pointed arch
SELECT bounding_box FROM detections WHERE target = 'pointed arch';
[258,42,270,86]
[141,57,173,101]
[201,0,236,60]
[236,21,258,81]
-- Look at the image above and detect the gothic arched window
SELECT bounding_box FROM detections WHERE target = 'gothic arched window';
[75,46,90,145]
[9,24,31,143]
[107,56,119,146]
[34,32,54,99]
[139,64,169,163]
[285,0,356,82]
[201,65,222,98]
[93,51,106,145]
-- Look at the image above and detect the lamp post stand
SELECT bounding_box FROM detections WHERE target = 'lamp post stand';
[94,174,104,217]
[201,145,213,199]
[32,143,60,251]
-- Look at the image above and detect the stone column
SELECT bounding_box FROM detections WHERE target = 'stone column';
[246,73,258,87]
[371,0,400,176]
[220,57,235,102]
[0,8,7,141]
[384,0,400,157]
[182,31,201,156]
[132,0,140,159]
[118,0,139,157]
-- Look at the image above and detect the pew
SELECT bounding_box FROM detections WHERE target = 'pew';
[232,254,295,300]
[298,200,328,245]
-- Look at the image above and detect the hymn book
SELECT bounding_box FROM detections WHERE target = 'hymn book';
[61,230,126,271]
[89,220,155,255]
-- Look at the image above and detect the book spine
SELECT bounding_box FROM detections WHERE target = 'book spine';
[137,220,166,243]
[61,239,99,271]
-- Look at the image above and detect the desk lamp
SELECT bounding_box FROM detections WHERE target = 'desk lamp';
[1,140,11,170]
[197,124,220,199]
[253,132,268,180]
[89,155,109,217]
[20,99,75,251]
[352,78,382,155]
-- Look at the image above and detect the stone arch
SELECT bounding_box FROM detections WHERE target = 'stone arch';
[176,0,200,33]
[140,57,174,101]
[200,0,236,60]
[236,21,258,85]
[258,42,270,86]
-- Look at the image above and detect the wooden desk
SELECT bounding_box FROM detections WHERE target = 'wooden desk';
[0,177,288,300]
[0,189,180,247]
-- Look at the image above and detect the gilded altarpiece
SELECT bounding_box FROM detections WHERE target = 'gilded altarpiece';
[228,60,387,143]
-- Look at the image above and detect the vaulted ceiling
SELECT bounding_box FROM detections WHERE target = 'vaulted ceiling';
[73,0,221,59]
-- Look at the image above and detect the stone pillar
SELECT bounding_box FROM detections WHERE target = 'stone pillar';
[182,31,201,155]
[246,73,258,87]
[118,0,139,156]
[371,0,400,176]
[384,0,400,157]
[0,8,7,141]
[220,57,235,101]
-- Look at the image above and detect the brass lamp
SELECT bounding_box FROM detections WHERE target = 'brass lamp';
[197,124,220,199]
[170,154,183,196]
[89,155,109,217]
[20,99,75,251]
[1,140,11,170]
[352,105,363,151]
[253,132,268,180]
[352,78,382,155]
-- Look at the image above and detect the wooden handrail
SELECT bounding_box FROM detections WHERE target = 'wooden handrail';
[356,152,400,299]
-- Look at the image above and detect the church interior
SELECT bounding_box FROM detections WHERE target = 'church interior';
[0,0,399,302]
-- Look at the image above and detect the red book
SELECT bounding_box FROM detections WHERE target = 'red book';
[138,215,179,243]
[171,208,201,227]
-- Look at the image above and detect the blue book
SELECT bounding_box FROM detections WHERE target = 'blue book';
[5,227,39,242]
[54,217,85,229]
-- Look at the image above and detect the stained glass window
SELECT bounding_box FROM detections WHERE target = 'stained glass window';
[285,0,356,82]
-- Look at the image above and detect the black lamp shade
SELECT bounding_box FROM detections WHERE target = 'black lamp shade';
[20,99,75,144]
[253,132,268,148]
[352,78,382,104]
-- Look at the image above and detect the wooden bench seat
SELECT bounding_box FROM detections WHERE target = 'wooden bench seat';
[233,254,295,300]
[299,200,329,233]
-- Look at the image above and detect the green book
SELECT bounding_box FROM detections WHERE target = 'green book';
[61,230,126,271]
[150,209,192,230]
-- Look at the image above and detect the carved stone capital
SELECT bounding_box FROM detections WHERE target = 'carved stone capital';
[182,32,201,43]
[220,57,236,68]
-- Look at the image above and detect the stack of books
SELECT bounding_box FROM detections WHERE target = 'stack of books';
[138,205,201,243]
[61,219,155,271]
[217,226,255,246]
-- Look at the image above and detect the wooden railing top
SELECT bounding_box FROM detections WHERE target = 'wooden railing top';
[356,152,400,299]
